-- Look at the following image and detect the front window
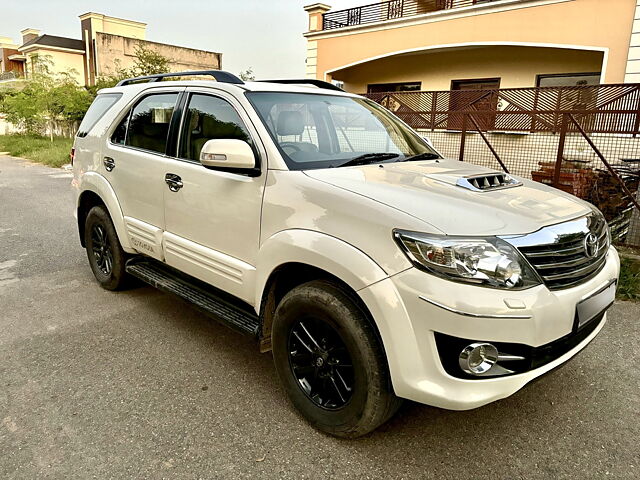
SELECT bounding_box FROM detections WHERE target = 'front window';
[179,93,253,162]
[246,92,438,170]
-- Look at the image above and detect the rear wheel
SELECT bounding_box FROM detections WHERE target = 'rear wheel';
[272,280,402,438]
[84,205,129,290]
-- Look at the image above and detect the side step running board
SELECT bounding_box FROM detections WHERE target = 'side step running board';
[125,259,260,337]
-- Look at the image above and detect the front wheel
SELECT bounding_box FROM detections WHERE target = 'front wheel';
[84,205,129,290]
[272,280,402,438]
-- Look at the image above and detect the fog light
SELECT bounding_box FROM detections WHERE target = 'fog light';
[459,343,499,375]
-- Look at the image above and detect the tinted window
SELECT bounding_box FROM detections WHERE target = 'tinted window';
[179,94,252,161]
[111,112,129,145]
[77,93,122,138]
[126,93,178,154]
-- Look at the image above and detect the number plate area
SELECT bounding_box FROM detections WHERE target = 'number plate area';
[576,281,616,330]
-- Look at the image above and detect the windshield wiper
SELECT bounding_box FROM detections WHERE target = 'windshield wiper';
[398,152,441,162]
[338,153,400,167]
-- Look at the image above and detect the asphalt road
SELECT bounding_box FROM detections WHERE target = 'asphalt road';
[0,155,638,479]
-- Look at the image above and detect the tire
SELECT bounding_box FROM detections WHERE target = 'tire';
[272,280,402,438]
[84,205,129,291]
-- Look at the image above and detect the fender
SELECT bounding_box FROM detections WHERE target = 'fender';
[255,229,389,308]
[78,171,134,252]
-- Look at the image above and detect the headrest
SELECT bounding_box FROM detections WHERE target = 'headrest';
[276,111,304,136]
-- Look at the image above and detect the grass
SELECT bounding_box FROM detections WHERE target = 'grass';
[0,134,73,168]
[617,253,640,302]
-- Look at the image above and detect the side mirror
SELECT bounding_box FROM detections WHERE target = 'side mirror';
[200,139,255,170]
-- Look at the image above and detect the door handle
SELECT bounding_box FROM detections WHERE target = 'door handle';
[103,156,115,172]
[165,173,183,192]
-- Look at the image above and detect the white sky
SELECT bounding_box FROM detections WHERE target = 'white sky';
[1,0,366,79]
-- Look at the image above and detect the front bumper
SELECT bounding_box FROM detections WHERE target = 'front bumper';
[357,246,620,410]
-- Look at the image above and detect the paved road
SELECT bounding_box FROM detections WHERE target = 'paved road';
[0,155,638,479]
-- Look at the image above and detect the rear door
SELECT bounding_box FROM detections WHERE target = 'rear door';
[160,89,267,304]
[103,88,182,260]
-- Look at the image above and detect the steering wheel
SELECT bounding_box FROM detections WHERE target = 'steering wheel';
[280,142,303,153]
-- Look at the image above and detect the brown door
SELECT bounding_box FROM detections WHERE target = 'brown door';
[449,78,500,131]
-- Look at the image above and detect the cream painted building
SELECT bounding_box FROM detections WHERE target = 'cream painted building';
[304,0,640,93]
[5,12,222,87]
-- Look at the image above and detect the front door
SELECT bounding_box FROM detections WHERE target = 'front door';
[161,90,267,304]
[103,89,181,260]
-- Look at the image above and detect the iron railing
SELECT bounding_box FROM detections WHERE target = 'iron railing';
[364,84,640,247]
[323,0,500,30]
[364,84,640,134]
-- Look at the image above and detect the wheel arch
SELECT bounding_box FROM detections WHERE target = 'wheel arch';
[255,229,389,352]
[76,172,132,251]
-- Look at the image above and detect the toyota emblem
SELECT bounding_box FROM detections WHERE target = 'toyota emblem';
[584,232,599,258]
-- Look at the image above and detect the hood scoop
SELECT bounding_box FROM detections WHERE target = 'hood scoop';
[456,173,522,192]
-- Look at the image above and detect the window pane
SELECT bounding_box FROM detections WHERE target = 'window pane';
[77,93,122,137]
[111,112,128,145]
[179,94,252,161]
[247,92,436,171]
[367,82,421,94]
[126,93,178,154]
[537,74,601,88]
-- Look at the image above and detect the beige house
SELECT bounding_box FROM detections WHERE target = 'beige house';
[5,12,222,87]
[303,0,640,93]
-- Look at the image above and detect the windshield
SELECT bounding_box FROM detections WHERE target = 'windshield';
[245,92,439,170]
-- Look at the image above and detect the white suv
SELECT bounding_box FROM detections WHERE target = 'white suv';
[72,71,620,437]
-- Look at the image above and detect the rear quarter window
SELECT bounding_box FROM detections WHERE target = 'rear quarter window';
[77,93,123,138]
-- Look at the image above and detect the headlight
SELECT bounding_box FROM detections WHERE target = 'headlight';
[393,230,541,290]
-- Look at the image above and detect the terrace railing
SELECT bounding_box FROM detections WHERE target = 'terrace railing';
[364,83,640,134]
[323,0,500,30]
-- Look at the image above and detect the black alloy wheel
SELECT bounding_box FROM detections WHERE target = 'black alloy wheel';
[84,205,129,291]
[272,280,402,438]
[288,317,355,410]
[90,223,114,276]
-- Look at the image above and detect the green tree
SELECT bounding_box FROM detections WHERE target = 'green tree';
[1,46,172,139]
[1,54,92,139]
[94,44,171,91]
[238,68,255,81]
[131,44,170,76]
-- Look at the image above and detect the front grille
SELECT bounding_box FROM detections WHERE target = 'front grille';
[456,173,522,192]
[514,214,610,290]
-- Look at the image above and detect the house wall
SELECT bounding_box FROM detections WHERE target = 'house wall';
[625,0,640,82]
[23,48,85,85]
[80,13,147,85]
[94,33,221,79]
[336,45,604,92]
[0,48,24,75]
[306,0,636,85]
[0,37,24,75]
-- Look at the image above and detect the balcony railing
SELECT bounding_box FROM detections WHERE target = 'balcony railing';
[323,0,500,30]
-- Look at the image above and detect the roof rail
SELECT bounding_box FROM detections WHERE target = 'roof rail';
[257,79,344,92]
[116,70,244,87]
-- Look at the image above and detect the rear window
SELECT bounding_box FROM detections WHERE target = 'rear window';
[77,93,122,138]
[125,93,178,155]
